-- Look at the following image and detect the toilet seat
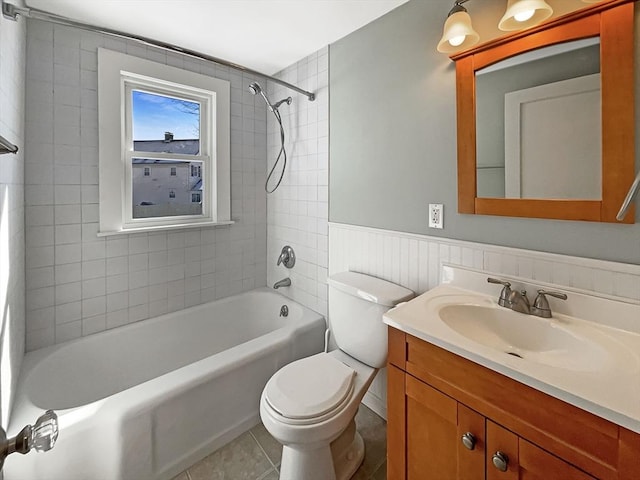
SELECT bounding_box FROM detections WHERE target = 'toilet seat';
[264,353,356,425]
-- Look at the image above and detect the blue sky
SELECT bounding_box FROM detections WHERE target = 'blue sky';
[132,90,200,141]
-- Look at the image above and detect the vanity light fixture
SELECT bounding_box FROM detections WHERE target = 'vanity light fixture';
[498,0,553,31]
[437,0,480,54]
[438,0,554,53]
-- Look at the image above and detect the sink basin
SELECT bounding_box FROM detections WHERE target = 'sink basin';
[438,304,612,372]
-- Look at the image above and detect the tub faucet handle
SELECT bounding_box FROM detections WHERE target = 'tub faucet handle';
[0,409,58,471]
[277,246,296,268]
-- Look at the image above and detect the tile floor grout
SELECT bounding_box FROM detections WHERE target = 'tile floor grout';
[175,404,386,480]
[250,429,280,472]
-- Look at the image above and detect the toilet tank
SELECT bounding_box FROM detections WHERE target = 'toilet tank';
[327,272,414,368]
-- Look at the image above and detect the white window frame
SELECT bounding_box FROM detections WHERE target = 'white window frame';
[98,48,232,236]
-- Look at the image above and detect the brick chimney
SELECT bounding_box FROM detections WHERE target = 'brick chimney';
[164,131,174,143]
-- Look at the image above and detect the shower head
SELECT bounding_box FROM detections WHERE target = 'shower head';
[249,82,293,113]
[248,82,262,95]
[249,81,275,112]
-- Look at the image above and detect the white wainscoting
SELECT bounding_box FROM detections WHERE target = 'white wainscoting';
[328,222,640,418]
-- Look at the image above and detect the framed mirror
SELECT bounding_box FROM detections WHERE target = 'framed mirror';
[453,0,635,223]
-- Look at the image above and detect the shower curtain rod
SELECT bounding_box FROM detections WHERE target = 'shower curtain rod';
[1,1,316,101]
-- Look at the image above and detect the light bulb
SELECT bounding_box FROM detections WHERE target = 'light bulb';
[449,35,466,47]
[514,9,535,22]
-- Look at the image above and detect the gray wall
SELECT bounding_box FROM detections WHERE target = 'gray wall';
[329,0,640,265]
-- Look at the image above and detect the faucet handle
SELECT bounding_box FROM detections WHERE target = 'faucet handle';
[487,277,511,308]
[536,289,568,301]
[532,290,567,318]
[277,246,296,268]
[487,277,511,287]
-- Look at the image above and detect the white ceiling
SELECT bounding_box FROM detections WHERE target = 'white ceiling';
[26,0,409,75]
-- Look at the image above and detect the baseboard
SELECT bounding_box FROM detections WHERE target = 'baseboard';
[362,391,387,420]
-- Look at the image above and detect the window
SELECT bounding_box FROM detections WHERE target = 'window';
[98,48,231,235]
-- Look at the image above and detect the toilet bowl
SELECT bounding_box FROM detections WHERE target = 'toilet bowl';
[259,272,414,480]
[261,350,377,480]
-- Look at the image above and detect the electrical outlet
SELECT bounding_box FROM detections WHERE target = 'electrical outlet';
[429,204,443,229]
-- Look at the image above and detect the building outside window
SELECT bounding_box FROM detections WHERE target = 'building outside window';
[192,192,201,203]
[144,167,150,176]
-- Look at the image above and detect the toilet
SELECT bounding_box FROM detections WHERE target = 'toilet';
[260,271,414,480]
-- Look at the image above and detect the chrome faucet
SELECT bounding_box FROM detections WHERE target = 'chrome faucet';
[273,277,291,289]
[488,278,567,318]
[507,289,530,314]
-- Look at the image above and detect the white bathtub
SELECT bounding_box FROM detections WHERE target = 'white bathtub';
[5,288,325,480]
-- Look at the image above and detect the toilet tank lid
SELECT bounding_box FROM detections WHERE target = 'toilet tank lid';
[328,271,414,307]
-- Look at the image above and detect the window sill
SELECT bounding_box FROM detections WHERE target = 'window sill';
[97,220,235,237]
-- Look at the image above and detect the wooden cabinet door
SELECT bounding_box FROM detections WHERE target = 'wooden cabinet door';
[405,374,484,480]
[457,404,485,480]
[486,421,596,480]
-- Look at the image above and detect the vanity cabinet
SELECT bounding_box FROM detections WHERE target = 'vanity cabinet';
[387,327,640,480]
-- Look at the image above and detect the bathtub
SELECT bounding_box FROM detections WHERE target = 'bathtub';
[5,288,325,480]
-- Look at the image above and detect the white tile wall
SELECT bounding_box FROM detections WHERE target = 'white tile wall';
[329,222,640,418]
[24,20,269,351]
[266,47,329,316]
[0,9,26,428]
[329,222,640,302]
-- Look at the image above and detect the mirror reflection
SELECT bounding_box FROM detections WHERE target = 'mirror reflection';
[475,38,601,199]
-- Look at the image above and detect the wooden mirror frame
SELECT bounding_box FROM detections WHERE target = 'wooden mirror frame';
[453,0,635,223]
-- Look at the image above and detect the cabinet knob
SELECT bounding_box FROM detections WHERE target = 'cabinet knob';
[492,451,509,472]
[461,432,476,450]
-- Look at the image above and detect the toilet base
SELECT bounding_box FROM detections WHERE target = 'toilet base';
[278,419,365,480]
[332,430,365,480]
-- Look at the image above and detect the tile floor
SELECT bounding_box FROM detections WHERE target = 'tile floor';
[173,404,387,480]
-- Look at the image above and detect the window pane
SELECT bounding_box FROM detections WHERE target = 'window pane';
[132,158,203,218]
[132,90,200,155]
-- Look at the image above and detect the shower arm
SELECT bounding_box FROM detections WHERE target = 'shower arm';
[1,1,315,102]
[616,169,640,221]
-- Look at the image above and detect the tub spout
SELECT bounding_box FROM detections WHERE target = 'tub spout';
[273,278,291,289]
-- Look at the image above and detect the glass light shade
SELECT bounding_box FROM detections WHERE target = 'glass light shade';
[498,0,553,31]
[437,11,480,53]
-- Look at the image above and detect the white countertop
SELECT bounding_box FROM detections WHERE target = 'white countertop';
[383,265,640,433]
